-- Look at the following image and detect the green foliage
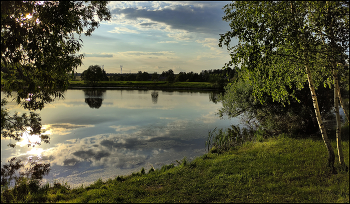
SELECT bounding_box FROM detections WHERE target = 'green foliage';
[206,125,256,153]
[219,1,348,104]
[140,167,146,175]
[161,69,175,82]
[151,72,159,81]
[218,77,335,136]
[0,99,50,149]
[1,1,111,95]
[160,164,175,172]
[148,167,155,174]
[1,1,111,198]
[176,157,188,167]
[81,65,108,85]
[136,71,149,81]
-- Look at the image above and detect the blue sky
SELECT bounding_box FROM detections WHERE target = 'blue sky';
[77,1,237,74]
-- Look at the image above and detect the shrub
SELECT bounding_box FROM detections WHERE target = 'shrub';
[218,79,334,136]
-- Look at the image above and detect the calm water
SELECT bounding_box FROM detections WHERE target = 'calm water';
[1,89,239,187]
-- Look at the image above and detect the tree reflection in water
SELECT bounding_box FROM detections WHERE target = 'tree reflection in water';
[151,91,159,104]
[83,89,106,109]
[1,89,65,187]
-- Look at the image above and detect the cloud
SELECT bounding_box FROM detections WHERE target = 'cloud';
[110,4,229,35]
[83,53,114,58]
[157,41,179,44]
[196,38,220,51]
[109,125,138,132]
[119,51,175,57]
[108,27,140,34]
[73,149,110,161]
[63,158,79,166]
[140,22,157,26]
[45,123,95,135]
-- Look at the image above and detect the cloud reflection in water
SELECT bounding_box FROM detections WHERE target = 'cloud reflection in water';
[2,89,235,188]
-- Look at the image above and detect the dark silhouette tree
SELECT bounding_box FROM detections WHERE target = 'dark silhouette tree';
[1,0,110,191]
[81,65,107,86]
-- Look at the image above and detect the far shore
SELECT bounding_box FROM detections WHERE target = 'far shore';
[68,81,225,90]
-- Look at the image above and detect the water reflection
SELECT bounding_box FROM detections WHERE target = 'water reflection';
[2,89,235,188]
[151,91,159,104]
[209,92,219,104]
[1,88,65,187]
[83,89,106,109]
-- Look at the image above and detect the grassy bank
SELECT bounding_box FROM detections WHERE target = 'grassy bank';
[2,132,349,203]
[68,81,220,90]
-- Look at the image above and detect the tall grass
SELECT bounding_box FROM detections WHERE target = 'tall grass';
[206,124,267,153]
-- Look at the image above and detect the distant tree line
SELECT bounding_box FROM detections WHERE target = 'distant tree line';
[109,68,237,83]
[79,66,237,88]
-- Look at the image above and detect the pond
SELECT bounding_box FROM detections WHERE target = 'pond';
[1,89,239,188]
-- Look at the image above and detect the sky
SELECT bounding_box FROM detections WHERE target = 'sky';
[76,1,237,74]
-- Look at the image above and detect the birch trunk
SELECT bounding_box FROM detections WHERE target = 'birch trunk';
[337,82,349,123]
[334,65,348,171]
[305,62,336,172]
[327,1,348,171]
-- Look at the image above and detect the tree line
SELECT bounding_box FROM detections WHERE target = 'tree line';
[79,65,237,85]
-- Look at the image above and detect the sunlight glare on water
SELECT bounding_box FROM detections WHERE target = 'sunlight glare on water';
[2,89,238,188]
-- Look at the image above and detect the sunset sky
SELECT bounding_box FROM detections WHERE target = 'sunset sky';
[76,1,237,74]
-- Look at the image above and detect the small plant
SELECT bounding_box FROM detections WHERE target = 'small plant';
[206,125,256,153]
[148,165,155,173]
[181,157,187,166]
[160,164,175,172]
[254,127,266,142]
[116,176,125,182]
[140,167,145,175]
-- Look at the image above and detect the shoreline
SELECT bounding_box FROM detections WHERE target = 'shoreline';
[68,81,224,91]
[68,86,221,91]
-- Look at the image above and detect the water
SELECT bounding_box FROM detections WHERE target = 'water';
[1,89,239,188]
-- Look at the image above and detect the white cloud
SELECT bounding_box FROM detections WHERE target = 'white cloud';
[108,27,140,34]
[158,41,179,43]
[45,123,95,136]
[167,32,194,41]
[196,38,224,54]
[109,125,138,132]
[84,53,114,58]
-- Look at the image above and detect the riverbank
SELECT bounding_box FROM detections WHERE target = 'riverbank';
[68,81,223,90]
[2,128,349,203]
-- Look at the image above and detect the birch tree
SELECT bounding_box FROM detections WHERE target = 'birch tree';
[219,1,348,172]
[308,1,349,170]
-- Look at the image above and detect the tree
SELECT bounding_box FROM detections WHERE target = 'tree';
[1,1,110,189]
[81,65,106,86]
[219,1,348,172]
[102,68,109,81]
[218,72,334,136]
[308,1,349,170]
[151,72,159,81]
[162,69,175,82]
[175,72,187,82]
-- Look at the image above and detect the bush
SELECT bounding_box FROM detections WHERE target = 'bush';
[218,78,334,136]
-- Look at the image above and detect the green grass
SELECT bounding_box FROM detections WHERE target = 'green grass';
[68,81,218,89]
[2,133,348,203]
